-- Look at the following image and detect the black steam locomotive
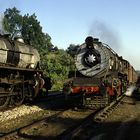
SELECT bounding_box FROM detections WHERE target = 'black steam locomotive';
[0,34,51,110]
[63,36,138,107]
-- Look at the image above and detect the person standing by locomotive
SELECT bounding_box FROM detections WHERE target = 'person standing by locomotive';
[33,72,40,97]
[33,72,45,97]
[38,74,45,96]
[41,75,52,97]
[33,72,52,97]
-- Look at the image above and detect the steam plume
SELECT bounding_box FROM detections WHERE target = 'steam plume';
[88,20,122,52]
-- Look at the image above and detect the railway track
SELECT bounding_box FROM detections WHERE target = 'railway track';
[58,94,125,140]
[0,94,125,140]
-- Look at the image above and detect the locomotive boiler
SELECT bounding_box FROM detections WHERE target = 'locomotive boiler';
[63,36,138,107]
[0,34,51,110]
[0,34,40,69]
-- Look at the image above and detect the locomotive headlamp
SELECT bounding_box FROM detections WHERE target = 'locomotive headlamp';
[30,64,35,68]
[84,50,98,67]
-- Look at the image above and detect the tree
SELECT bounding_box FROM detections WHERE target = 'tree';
[40,49,75,90]
[3,7,53,52]
[22,13,46,50]
[66,44,79,57]
[3,7,22,34]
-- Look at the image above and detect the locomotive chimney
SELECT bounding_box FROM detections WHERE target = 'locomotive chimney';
[85,36,94,49]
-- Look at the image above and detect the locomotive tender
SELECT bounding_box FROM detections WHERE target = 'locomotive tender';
[0,34,50,109]
[63,36,138,107]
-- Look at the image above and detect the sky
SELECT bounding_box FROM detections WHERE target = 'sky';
[0,0,140,70]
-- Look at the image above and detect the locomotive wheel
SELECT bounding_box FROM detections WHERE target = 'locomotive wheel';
[0,96,10,110]
[12,85,25,106]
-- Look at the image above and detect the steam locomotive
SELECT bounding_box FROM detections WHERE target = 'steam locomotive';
[0,34,51,110]
[63,36,138,107]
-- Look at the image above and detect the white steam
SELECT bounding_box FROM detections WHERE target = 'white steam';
[124,85,136,97]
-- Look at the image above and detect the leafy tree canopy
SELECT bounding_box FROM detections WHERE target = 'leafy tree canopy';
[3,7,52,51]
[41,49,75,90]
[66,44,79,57]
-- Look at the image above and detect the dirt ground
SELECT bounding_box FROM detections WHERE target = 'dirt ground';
[74,95,140,140]
[100,96,140,140]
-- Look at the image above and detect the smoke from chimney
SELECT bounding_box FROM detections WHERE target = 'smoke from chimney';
[88,20,122,52]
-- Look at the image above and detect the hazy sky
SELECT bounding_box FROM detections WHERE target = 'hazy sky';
[0,0,140,70]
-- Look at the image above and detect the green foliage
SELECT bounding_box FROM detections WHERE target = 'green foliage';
[3,7,53,51]
[21,13,48,50]
[3,7,22,33]
[40,50,75,90]
[66,44,79,57]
